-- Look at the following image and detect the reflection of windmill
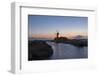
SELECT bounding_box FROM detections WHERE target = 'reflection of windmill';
[55,31,61,58]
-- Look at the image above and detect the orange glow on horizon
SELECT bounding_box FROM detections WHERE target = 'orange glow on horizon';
[29,32,87,39]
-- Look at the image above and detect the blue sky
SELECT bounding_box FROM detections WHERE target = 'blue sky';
[28,15,88,39]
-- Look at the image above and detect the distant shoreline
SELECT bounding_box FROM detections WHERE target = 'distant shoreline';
[28,38,88,47]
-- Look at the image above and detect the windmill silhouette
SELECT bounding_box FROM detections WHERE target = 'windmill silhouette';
[56,30,60,39]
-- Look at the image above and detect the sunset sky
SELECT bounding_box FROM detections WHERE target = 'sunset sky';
[28,15,88,39]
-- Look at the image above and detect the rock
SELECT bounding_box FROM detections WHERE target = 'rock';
[28,40,53,60]
[54,37,87,47]
[54,37,69,43]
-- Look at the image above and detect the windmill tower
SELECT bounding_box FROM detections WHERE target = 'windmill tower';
[56,31,60,39]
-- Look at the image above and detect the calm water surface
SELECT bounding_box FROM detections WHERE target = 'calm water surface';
[46,42,88,59]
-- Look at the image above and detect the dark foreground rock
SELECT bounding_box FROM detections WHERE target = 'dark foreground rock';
[28,40,53,60]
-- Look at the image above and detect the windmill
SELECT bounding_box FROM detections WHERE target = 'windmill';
[56,30,60,39]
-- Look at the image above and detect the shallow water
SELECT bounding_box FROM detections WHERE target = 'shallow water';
[46,42,88,59]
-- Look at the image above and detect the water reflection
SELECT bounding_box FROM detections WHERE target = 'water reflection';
[47,42,88,59]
